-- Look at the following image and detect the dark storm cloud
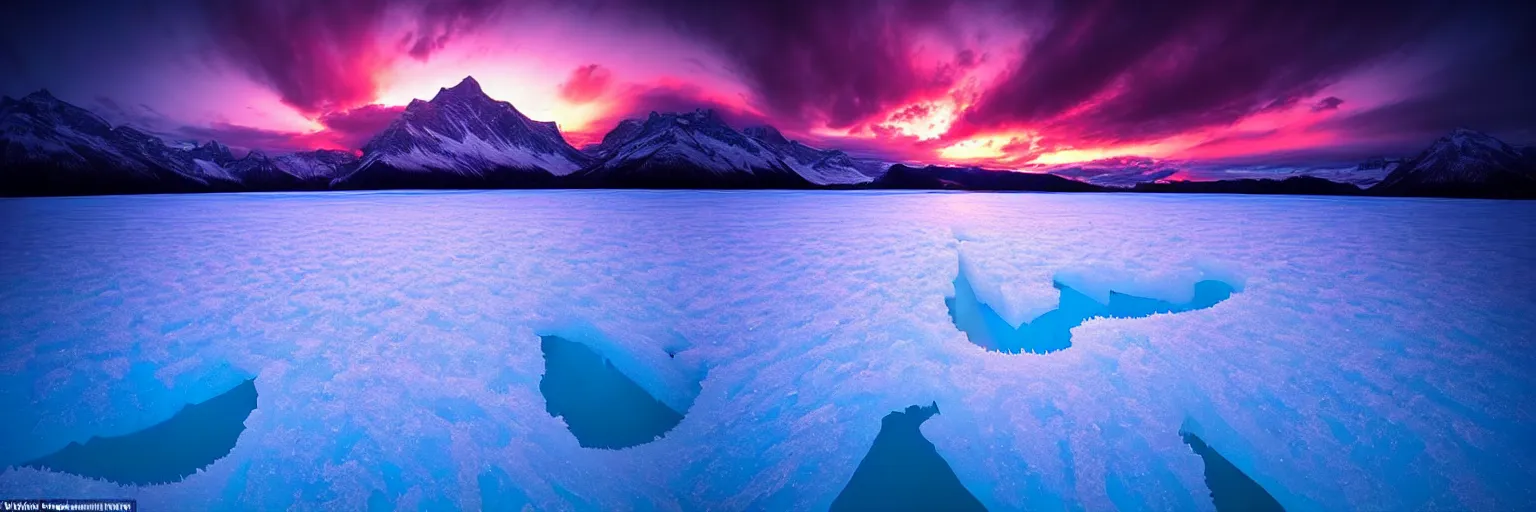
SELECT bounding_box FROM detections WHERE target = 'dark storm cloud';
[1318,5,1536,146]
[317,104,407,148]
[173,123,318,154]
[1311,97,1345,112]
[403,0,507,60]
[956,0,1448,145]
[196,0,505,115]
[0,0,199,98]
[627,0,973,130]
[196,0,394,114]
[92,96,123,117]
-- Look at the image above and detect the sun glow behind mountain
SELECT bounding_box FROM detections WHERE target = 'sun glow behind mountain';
[2,0,1531,169]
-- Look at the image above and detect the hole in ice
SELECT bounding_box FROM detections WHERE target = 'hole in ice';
[832,402,987,512]
[946,260,1237,354]
[1182,431,1284,512]
[17,378,258,485]
[539,335,685,449]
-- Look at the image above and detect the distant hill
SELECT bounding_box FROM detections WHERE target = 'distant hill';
[868,164,1105,192]
[1131,176,1363,196]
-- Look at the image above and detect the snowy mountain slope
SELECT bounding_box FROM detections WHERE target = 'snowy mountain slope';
[335,77,589,188]
[0,90,359,195]
[584,119,644,160]
[273,150,358,181]
[1372,128,1536,197]
[1043,157,1182,188]
[1296,163,1394,188]
[205,149,357,190]
[574,110,813,188]
[1043,156,1393,189]
[741,125,877,185]
[0,91,239,194]
[186,140,235,164]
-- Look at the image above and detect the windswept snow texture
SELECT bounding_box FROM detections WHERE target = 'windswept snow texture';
[20,379,257,486]
[1,191,1535,510]
[831,402,986,512]
[947,255,1238,354]
[539,335,686,449]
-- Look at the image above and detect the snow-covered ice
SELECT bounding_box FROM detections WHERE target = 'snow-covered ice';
[1,190,1534,510]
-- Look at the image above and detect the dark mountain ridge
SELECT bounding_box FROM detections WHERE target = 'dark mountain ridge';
[1369,128,1536,198]
[571,109,814,189]
[869,164,1106,192]
[2,80,1531,198]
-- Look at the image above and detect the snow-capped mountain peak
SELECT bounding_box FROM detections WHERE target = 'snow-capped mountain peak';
[579,113,881,186]
[1442,127,1506,148]
[1373,128,1536,196]
[742,125,791,147]
[576,110,811,187]
[584,118,645,159]
[187,140,235,164]
[344,75,590,183]
[0,89,237,189]
[1040,156,1182,187]
[432,76,487,102]
[612,109,782,170]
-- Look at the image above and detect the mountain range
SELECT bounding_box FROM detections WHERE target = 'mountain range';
[3,76,1533,198]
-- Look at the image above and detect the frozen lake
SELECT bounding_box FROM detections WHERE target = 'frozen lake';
[1,190,1534,510]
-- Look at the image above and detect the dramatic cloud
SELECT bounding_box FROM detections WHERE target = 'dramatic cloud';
[566,80,770,147]
[197,0,392,115]
[4,0,1533,165]
[1317,6,1536,145]
[402,0,506,60]
[633,0,974,129]
[558,64,614,104]
[958,1,1446,147]
[173,123,322,155]
[197,0,503,114]
[317,104,406,148]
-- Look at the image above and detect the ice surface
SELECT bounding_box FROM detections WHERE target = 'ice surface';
[947,256,1238,354]
[0,191,1534,510]
[365,123,584,175]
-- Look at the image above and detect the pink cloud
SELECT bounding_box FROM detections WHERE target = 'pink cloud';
[558,64,614,104]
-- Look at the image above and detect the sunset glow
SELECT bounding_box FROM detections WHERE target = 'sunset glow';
[3,0,1532,167]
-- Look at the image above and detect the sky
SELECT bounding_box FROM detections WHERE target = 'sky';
[2,0,1533,169]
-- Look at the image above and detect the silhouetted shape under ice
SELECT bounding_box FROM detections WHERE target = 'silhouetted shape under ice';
[539,335,684,449]
[832,402,986,512]
[20,378,258,485]
[1183,431,1285,512]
